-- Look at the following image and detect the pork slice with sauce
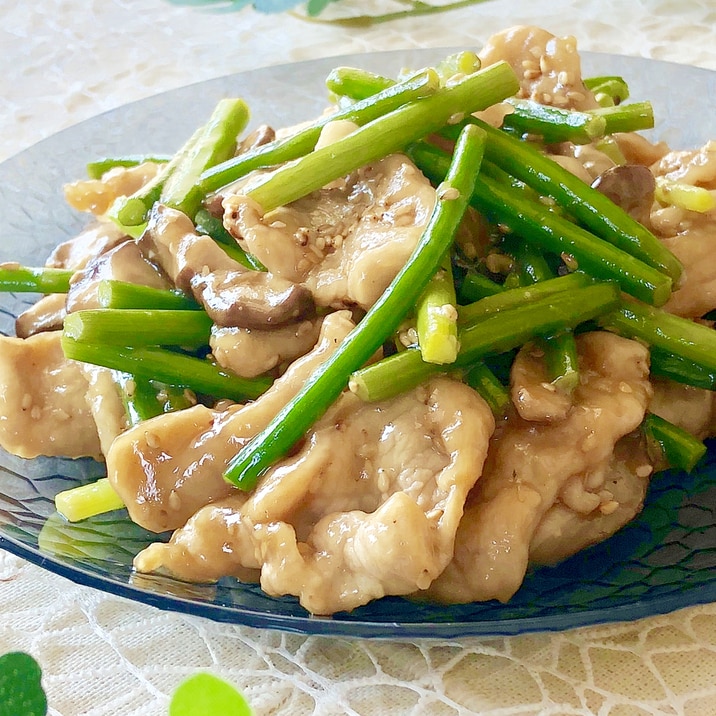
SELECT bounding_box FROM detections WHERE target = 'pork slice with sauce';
[425,332,652,604]
[63,162,163,216]
[0,331,102,459]
[650,141,716,318]
[222,153,436,311]
[210,318,322,378]
[649,377,716,441]
[106,310,356,533]
[134,376,495,615]
[529,434,653,564]
[79,365,131,457]
[479,25,599,111]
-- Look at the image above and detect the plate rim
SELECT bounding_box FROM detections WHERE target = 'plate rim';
[1,48,715,639]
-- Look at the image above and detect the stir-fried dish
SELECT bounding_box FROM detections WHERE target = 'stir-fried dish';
[1,25,715,615]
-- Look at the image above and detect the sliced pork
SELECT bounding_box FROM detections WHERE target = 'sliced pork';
[0,332,101,459]
[478,25,599,111]
[223,153,436,310]
[106,311,356,533]
[650,142,716,318]
[134,377,495,614]
[425,332,652,604]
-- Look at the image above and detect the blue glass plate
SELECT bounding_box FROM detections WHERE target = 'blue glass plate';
[1,51,715,639]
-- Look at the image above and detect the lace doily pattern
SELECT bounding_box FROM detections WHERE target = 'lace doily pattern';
[3,553,716,715]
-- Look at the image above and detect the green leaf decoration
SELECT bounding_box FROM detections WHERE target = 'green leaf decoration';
[0,652,48,716]
[305,0,337,16]
[169,673,253,716]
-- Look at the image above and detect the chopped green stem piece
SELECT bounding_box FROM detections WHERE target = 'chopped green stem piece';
[194,208,266,271]
[463,362,510,416]
[117,373,194,426]
[110,126,204,230]
[328,54,480,100]
[649,347,716,391]
[502,271,522,289]
[458,272,594,325]
[55,478,125,522]
[201,69,440,193]
[598,300,716,376]
[501,98,606,145]
[63,309,213,348]
[352,282,620,402]
[325,66,395,100]
[61,336,272,402]
[589,101,654,135]
[246,62,518,213]
[161,98,250,219]
[457,271,504,303]
[503,236,553,285]
[416,260,459,364]
[349,343,442,402]
[654,177,716,213]
[114,194,158,231]
[223,123,487,491]
[456,285,620,369]
[97,280,199,310]
[440,118,683,282]
[583,75,630,106]
[86,154,171,180]
[433,51,481,83]
[540,331,580,392]
[503,239,579,392]
[594,135,628,165]
[0,265,73,293]
[409,141,673,306]
[642,412,706,473]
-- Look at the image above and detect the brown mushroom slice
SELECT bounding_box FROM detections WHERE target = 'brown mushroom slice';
[191,269,314,329]
[15,293,67,338]
[141,204,314,327]
[138,204,240,293]
[591,164,656,226]
[46,220,128,271]
[237,124,275,154]
[66,239,172,313]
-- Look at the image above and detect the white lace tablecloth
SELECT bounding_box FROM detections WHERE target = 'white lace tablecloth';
[2,1,716,714]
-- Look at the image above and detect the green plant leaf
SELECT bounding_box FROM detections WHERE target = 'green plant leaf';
[169,673,253,716]
[305,0,337,16]
[0,652,48,716]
